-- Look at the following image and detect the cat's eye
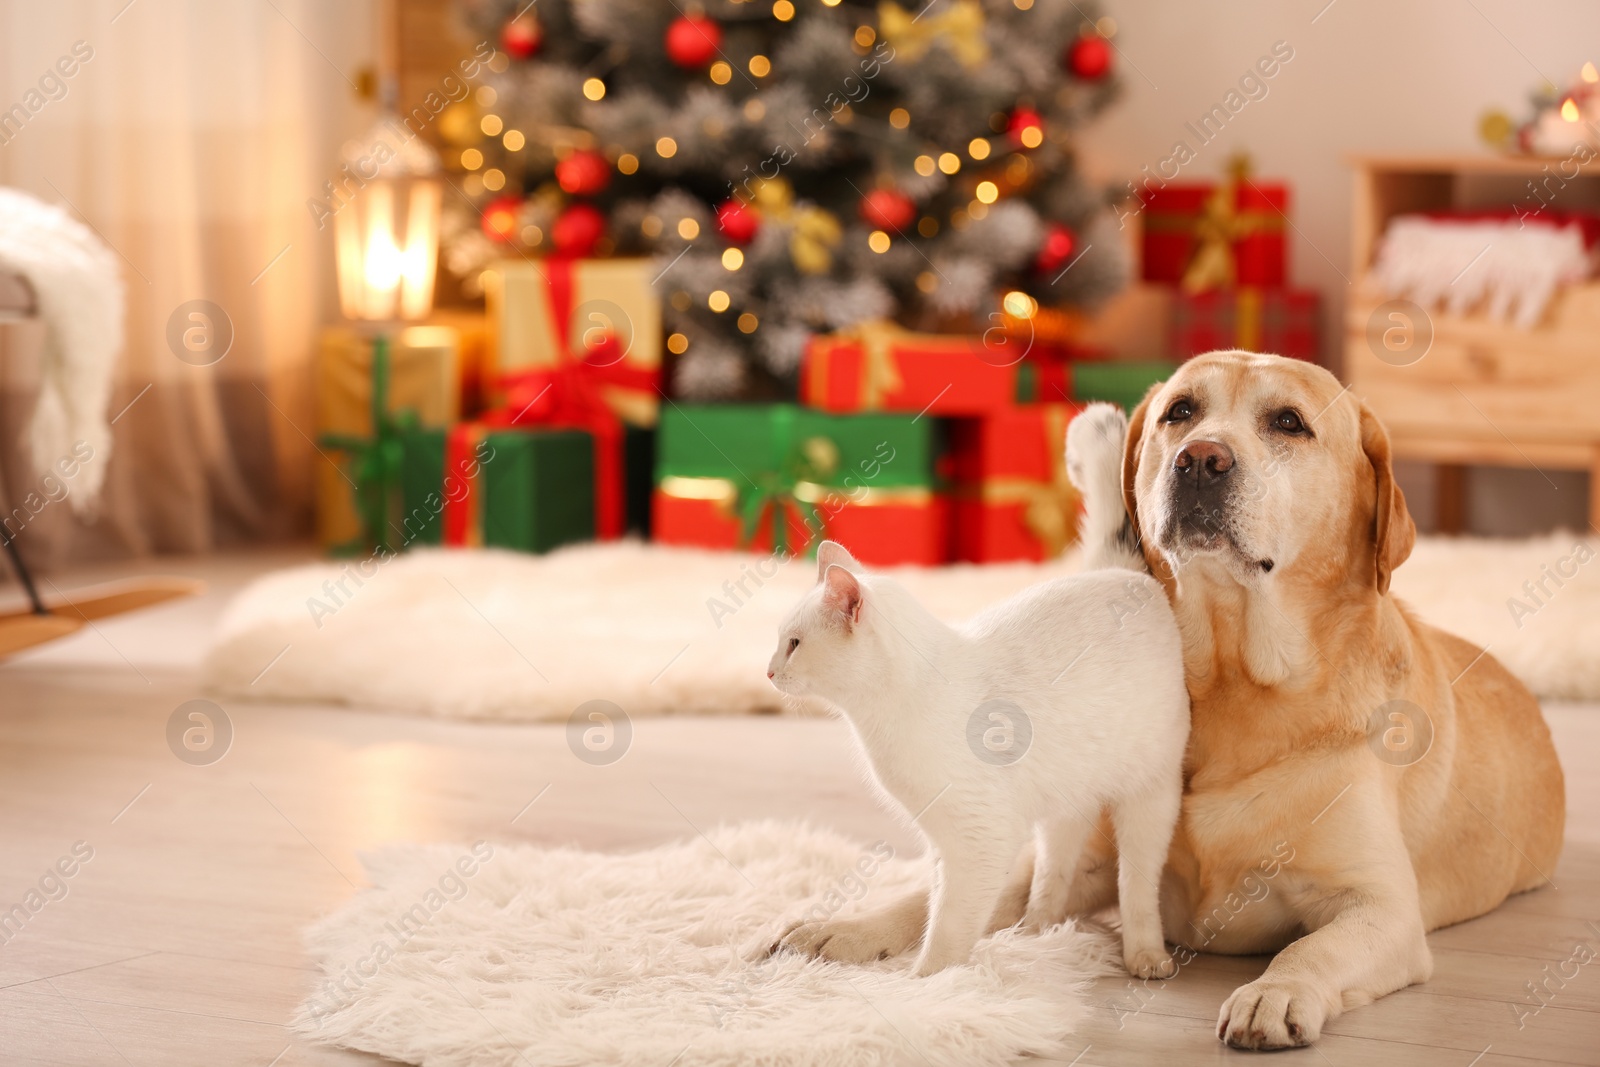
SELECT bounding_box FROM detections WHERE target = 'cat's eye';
[787,637,800,655]
[1163,398,1194,423]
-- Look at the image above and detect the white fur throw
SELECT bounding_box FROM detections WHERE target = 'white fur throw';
[0,187,124,508]
[203,535,1600,719]
[292,822,1117,1067]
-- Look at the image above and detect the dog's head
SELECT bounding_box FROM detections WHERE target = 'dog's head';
[1123,351,1415,593]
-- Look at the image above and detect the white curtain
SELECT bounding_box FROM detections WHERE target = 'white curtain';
[0,0,374,566]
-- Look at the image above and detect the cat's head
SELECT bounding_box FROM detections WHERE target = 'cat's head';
[767,541,878,703]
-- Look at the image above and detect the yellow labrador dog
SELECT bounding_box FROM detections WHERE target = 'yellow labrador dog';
[773,351,1564,1050]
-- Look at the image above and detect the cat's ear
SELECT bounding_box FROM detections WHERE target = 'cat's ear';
[821,564,863,628]
[816,540,860,582]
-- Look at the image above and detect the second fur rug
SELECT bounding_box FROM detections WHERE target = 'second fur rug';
[204,534,1600,719]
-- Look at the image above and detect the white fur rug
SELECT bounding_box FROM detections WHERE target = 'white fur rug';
[204,534,1600,718]
[293,822,1118,1067]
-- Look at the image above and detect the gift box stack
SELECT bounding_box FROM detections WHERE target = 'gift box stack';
[1140,156,1321,364]
[653,323,1087,565]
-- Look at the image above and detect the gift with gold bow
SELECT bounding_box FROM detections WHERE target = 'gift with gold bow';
[1171,287,1320,362]
[1139,156,1287,291]
[801,320,1023,415]
[949,404,1083,563]
[653,404,947,565]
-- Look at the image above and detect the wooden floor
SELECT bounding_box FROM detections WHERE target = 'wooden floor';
[1,550,1597,1066]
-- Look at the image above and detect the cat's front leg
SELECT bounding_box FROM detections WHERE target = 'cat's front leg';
[913,826,1027,976]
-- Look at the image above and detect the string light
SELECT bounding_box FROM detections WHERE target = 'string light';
[583,78,607,100]
[1020,125,1044,149]
[678,218,700,239]
[738,312,759,333]
[521,225,543,245]
[744,98,767,120]
[476,86,497,107]
[617,153,639,174]
[656,136,678,158]
[890,108,911,129]
[975,180,999,204]
[1003,291,1037,318]
[708,290,731,312]
[463,173,484,196]
[749,55,771,76]
[461,148,483,170]
[642,215,663,237]
[503,130,525,151]
[868,230,891,253]
[968,138,991,160]
[1096,15,1118,37]
[667,332,689,354]
[914,154,936,176]
[483,168,506,191]
[710,62,732,84]
[480,114,503,136]
[1013,0,1033,8]
[938,152,961,174]
[722,247,744,270]
[822,0,842,6]
[916,271,938,293]
[773,0,794,20]
[854,26,876,47]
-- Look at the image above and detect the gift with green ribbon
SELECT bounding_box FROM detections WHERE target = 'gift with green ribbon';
[652,404,947,564]
[318,337,421,556]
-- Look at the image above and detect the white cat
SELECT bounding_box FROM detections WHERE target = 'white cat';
[766,540,1189,978]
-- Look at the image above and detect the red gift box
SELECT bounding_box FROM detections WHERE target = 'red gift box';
[1171,288,1320,362]
[652,485,948,566]
[1140,180,1287,289]
[949,404,1081,563]
[802,323,1018,415]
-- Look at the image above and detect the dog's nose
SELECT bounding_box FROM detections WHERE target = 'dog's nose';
[1174,439,1234,486]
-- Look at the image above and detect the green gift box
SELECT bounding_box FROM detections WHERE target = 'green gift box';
[1071,361,1179,413]
[652,404,946,564]
[399,426,594,553]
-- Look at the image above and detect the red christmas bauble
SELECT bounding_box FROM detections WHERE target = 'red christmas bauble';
[555,150,612,196]
[716,199,760,244]
[501,13,542,60]
[859,189,917,232]
[551,202,606,256]
[1007,106,1045,148]
[1066,34,1112,80]
[1034,223,1077,274]
[481,195,523,243]
[665,15,723,68]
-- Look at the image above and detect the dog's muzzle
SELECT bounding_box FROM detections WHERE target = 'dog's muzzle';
[1168,439,1235,548]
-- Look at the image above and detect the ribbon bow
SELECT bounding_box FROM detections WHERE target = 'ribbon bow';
[751,177,843,276]
[1182,153,1265,294]
[878,0,989,68]
[318,336,418,556]
[737,432,840,556]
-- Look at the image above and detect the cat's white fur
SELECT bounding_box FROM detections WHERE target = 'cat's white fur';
[766,539,1190,978]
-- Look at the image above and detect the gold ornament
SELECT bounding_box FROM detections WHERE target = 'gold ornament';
[749,178,843,274]
[878,0,988,68]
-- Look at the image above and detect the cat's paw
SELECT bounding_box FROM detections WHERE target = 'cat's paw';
[1021,871,1072,932]
[767,916,916,965]
[1124,946,1178,980]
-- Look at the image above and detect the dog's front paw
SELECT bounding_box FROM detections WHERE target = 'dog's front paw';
[766,915,918,965]
[1217,978,1328,1049]
[1123,946,1177,980]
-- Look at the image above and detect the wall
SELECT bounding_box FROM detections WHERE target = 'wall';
[1077,0,1600,535]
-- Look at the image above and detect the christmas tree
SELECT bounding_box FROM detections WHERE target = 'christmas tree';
[443,0,1128,399]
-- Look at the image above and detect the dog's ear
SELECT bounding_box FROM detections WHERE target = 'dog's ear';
[1358,400,1415,594]
[1121,384,1160,549]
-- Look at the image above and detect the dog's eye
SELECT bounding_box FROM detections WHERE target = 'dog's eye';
[1273,409,1306,434]
[1163,399,1194,423]
[787,637,800,654]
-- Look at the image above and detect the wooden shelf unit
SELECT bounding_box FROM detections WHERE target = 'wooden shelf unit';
[1344,155,1600,532]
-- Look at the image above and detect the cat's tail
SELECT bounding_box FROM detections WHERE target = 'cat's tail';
[1066,402,1147,573]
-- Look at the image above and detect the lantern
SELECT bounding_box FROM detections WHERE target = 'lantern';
[333,117,443,322]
